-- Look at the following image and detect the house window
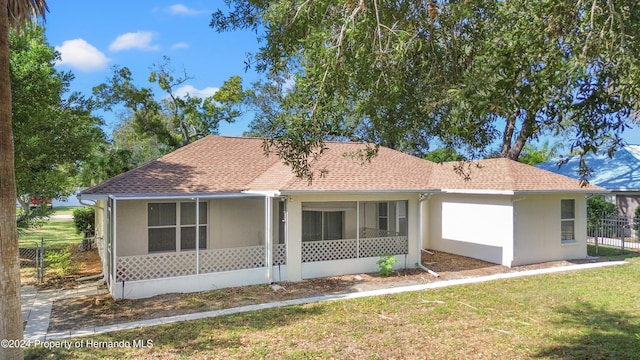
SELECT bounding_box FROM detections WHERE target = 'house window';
[302,211,344,241]
[148,202,208,252]
[561,199,575,242]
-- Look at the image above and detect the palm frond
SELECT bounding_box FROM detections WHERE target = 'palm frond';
[7,0,48,29]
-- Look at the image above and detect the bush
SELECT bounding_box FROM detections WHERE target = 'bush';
[45,248,77,275]
[377,254,398,276]
[587,195,618,222]
[73,207,95,235]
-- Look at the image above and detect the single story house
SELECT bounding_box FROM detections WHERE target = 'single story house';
[79,136,603,299]
[536,145,640,217]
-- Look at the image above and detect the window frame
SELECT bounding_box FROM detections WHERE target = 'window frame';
[560,199,575,243]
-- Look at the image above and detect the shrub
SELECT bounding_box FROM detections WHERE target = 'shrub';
[377,254,398,276]
[587,195,618,220]
[73,207,95,235]
[45,248,77,276]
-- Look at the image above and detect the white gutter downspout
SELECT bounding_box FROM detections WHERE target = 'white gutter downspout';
[265,195,274,284]
[418,194,439,277]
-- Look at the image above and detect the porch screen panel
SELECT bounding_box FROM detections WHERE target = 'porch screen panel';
[324,211,343,240]
[180,202,208,225]
[303,211,322,241]
[148,203,177,252]
[378,202,389,230]
[181,226,207,250]
[180,202,208,250]
[149,228,176,252]
[148,203,176,226]
[397,201,408,235]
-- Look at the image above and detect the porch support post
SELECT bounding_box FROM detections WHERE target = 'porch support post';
[265,195,273,283]
[196,196,200,274]
[111,196,118,298]
[356,201,360,258]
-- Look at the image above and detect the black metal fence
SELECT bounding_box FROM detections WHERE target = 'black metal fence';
[587,214,640,254]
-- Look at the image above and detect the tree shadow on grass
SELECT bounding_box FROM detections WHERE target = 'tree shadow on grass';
[533,301,640,359]
[25,305,327,360]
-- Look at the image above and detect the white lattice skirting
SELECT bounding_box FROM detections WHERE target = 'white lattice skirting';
[116,244,287,282]
[302,236,408,263]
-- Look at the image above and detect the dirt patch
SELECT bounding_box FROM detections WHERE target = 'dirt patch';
[47,250,606,333]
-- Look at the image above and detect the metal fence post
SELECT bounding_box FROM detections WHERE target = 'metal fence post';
[37,237,45,282]
[594,214,599,256]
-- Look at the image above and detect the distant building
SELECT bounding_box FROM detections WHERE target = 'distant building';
[537,145,640,217]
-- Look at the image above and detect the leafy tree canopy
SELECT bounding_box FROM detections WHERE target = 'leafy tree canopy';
[93,57,254,151]
[423,148,466,163]
[518,140,565,166]
[11,26,104,210]
[212,0,640,182]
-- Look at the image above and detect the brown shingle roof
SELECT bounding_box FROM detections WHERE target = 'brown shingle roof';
[81,136,603,196]
[81,136,282,195]
[430,158,603,192]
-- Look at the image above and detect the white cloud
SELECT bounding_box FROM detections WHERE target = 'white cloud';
[55,39,111,72]
[171,42,189,50]
[174,85,219,99]
[166,4,209,15]
[109,31,160,52]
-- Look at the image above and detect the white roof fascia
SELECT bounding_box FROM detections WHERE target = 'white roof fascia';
[513,189,610,194]
[441,189,515,195]
[279,189,441,195]
[242,190,282,197]
[77,193,108,201]
[93,193,263,201]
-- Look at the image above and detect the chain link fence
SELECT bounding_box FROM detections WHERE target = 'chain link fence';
[19,236,95,282]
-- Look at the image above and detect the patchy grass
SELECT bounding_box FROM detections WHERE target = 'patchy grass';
[588,243,640,258]
[50,206,81,216]
[25,258,640,359]
[19,219,81,247]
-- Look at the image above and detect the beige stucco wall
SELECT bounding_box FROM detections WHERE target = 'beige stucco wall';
[512,193,587,266]
[425,192,588,267]
[427,194,514,266]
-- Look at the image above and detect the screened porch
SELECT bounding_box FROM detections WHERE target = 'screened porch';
[301,201,409,262]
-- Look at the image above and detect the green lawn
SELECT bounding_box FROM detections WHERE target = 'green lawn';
[24,256,640,359]
[18,207,83,247]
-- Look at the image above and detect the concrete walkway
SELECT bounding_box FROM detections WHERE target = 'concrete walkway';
[22,261,628,342]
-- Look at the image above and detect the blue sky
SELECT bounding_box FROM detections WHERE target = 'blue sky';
[44,1,261,136]
[43,1,640,146]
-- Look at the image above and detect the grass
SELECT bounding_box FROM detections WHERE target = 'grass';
[18,207,82,247]
[24,256,640,359]
[587,243,638,258]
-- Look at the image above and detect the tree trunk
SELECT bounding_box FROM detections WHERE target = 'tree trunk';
[0,0,25,357]
[506,113,537,160]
